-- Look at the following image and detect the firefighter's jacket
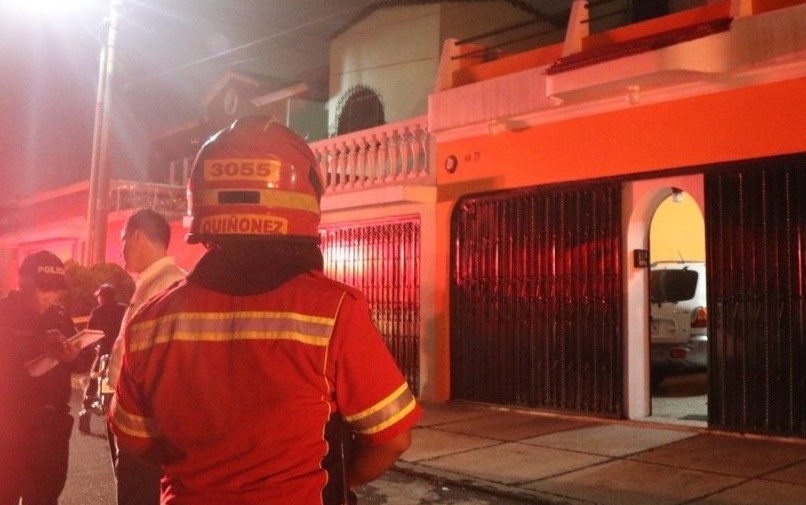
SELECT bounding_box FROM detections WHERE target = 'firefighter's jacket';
[110,269,421,505]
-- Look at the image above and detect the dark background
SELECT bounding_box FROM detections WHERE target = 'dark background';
[0,0,561,197]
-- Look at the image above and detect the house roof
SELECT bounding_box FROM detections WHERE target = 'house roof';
[200,70,296,107]
[333,0,565,38]
[105,1,570,131]
[120,1,565,88]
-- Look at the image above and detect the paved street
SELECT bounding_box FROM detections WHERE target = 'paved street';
[61,399,114,505]
[62,390,529,505]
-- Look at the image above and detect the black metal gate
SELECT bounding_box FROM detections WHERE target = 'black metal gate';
[319,218,421,394]
[451,183,623,416]
[705,152,806,436]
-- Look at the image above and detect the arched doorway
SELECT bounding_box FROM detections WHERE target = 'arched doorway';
[647,188,708,425]
[335,85,385,135]
[622,174,704,424]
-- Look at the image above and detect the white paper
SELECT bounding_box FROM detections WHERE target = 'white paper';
[25,329,105,377]
[69,329,105,350]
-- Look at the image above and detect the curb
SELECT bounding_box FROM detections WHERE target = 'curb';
[394,461,582,505]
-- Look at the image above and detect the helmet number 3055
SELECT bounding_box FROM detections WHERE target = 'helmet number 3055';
[204,159,282,182]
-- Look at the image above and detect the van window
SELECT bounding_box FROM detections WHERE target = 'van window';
[650,269,698,303]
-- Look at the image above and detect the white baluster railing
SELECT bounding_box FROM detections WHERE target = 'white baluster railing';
[109,181,186,217]
[156,117,432,200]
[309,116,431,194]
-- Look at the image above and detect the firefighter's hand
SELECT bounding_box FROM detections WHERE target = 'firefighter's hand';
[44,330,80,362]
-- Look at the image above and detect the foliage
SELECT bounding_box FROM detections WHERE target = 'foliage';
[63,261,134,317]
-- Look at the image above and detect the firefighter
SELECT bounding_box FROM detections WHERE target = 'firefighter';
[109,116,421,505]
[0,250,93,505]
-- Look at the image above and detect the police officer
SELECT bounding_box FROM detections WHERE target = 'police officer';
[0,250,94,505]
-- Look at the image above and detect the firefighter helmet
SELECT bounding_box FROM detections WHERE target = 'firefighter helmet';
[185,116,323,244]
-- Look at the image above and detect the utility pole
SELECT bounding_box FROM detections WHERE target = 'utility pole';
[85,0,121,265]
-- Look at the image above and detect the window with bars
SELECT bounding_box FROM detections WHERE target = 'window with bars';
[319,218,421,394]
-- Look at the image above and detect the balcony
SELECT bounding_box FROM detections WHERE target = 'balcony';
[113,117,434,227]
[110,181,187,218]
[161,115,433,204]
[309,116,432,195]
[431,0,806,136]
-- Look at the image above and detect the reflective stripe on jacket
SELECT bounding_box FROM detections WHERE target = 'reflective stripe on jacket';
[111,270,420,505]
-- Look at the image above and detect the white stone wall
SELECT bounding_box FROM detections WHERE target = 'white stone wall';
[328,1,538,133]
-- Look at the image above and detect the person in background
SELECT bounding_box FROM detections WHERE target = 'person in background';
[105,208,186,505]
[109,117,421,505]
[78,283,127,434]
[0,250,93,505]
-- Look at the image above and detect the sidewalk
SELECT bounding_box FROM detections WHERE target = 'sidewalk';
[398,401,806,505]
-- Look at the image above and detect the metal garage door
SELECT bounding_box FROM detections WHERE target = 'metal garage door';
[706,152,806,436]
[451,183,623,416]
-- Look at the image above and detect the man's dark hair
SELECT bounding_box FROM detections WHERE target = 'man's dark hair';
[125,208,171,248]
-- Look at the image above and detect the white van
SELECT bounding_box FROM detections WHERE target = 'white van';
[649,261,708,385]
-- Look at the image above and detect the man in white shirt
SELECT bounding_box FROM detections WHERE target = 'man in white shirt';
[106,208,186,505]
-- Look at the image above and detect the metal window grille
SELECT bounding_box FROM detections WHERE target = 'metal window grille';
[320,218,421,394]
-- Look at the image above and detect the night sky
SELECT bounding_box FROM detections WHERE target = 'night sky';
[0,0,567,198]
[0,4,104,197]
[0,0,365,199]
[0,0,281,198]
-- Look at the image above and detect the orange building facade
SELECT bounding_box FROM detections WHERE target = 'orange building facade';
[2,0,805,438]
[425,0,806,436]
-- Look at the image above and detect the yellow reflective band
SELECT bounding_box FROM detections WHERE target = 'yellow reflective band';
[364,398,417,435]
[203,158,282,183]
[344,383,417,435]
[199,189,320,214]
[127,311,337,352]
[112,403,160,439]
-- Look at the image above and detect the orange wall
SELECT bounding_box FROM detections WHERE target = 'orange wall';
[168,220,205,271]
[754,0,805,14]
[429,77,806,400]
[436,77,806,190]
[650,192,706,263]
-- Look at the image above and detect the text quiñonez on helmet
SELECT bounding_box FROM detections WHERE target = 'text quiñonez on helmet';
[199,214,289,235]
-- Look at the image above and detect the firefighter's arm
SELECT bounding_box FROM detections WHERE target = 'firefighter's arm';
[108,349,162,461]
[332,291,422,489]
[105,334,125,388]
[346,429,412,488]
[108,394,158,458]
